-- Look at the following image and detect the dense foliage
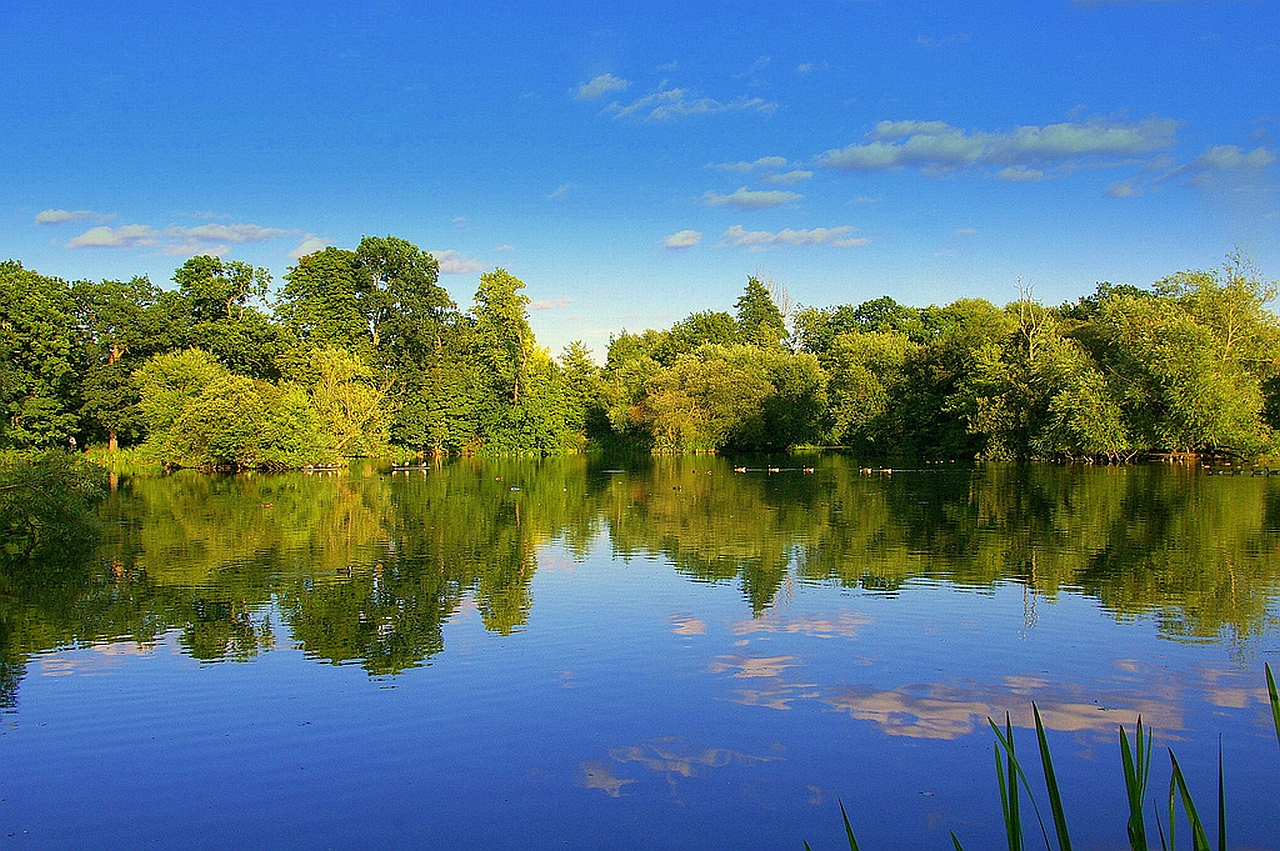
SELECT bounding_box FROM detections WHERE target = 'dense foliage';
[2,247,1278,465]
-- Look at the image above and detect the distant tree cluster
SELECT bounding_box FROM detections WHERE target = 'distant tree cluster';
[2,243,1277,466]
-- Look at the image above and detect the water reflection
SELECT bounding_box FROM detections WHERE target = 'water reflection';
[3,457,1280,709]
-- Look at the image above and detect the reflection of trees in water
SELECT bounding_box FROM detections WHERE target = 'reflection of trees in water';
[2,457,1279,698]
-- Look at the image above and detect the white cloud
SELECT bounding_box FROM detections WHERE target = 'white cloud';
[168,223,287,244]
[162,223,289,255]
[289,234,331,259]
[548,183,574,199]
[663,229,703,249]
[435,250,486,275]
[721,224,869,249]
[762,170,814,186]
[702,187,802,209]
[994,165,1045,182]
[1173,144,1276,177]
[953,228,978,236]
[67,224,158,249]
[67,220,289,254]
[36,209,100,225]
[605,88,777,122]
[574,73,631,101]
[495,244,516,252]
[529,297,574,311]
[818,116,1180,176]
[1106,179,1143,198]
[711,156,790,173]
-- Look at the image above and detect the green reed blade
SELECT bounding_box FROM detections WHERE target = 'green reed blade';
[1168,750,1212,851]
[994,713,1024,851]
[989,713,1051,850]
[1267,663,1280,750]
[837,797,861,851]
[1033,705,1073,851]
[1216,737,1225,851]
[951,830,966,851]
[1120,716,1154,851]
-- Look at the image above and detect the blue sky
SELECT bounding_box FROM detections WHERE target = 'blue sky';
[4,0,1277,358]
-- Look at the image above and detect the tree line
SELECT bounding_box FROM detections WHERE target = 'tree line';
[2,238,1277,466]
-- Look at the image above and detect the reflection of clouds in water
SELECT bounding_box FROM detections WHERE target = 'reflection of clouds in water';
[826,684,992,740]
[825,679,1184,740]
[670,613,707,635]
[609,737,782,779]
[40,641,156,676]
[1191,663,1273,711]
[583,738,784,798]
[724,681,822,710]
[730,612,871,639]
[580,761,636,797]
[709,654,801,678]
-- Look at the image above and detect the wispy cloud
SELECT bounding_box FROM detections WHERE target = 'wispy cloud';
[762,170,814,186]
[721,224,869,249]
[710,156,790,173]
[67,221,289,254]
[35,208,104,225]
[1109,143,1275,197]
[605,88,776,122]
[530,297,575,311]
[160,224,289,255]
[662,229,703,249]
[994,165,1045,182]
[288,234,331,259]
[548,182,575,199]
[1106,179,1143,198]
[1161,144,1276,185]
[67,224,158,249]
[573,73,631,101]
[702,187,801,210]
[435,249,486,275]
[817,116,1179,176]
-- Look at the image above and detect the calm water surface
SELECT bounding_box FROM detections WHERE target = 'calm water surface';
[2,456,1279,850]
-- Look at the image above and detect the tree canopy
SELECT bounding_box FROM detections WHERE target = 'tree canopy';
[3,246,1278,464]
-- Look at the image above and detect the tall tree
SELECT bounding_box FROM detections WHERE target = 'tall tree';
[72,276,164,450]
[275,247,368,355]
[735,276,788,348]
[168,256,281,379]
[0,261,84,449]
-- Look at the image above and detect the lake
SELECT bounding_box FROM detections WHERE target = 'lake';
[2,456,1279,850]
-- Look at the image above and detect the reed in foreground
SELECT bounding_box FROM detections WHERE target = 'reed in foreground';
[805,663,1280,850]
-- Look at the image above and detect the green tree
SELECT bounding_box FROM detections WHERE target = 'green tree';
[735,275,788,348]
[296,348,390,458]
[167,256,281,379]
[72,276,164,450]
[275,247,369,356]
[0,261,84,449]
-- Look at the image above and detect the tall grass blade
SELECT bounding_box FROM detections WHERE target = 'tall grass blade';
[1215,737,1224,851]
[1266,662,1280,750]
[1120,717,1152,851]
[1168,751,1212,851]
[951,831,966,850]
[1033,705,1073,851]
[837,797,861,851]
[989,714,1052,850]
[993,714,1023,851]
